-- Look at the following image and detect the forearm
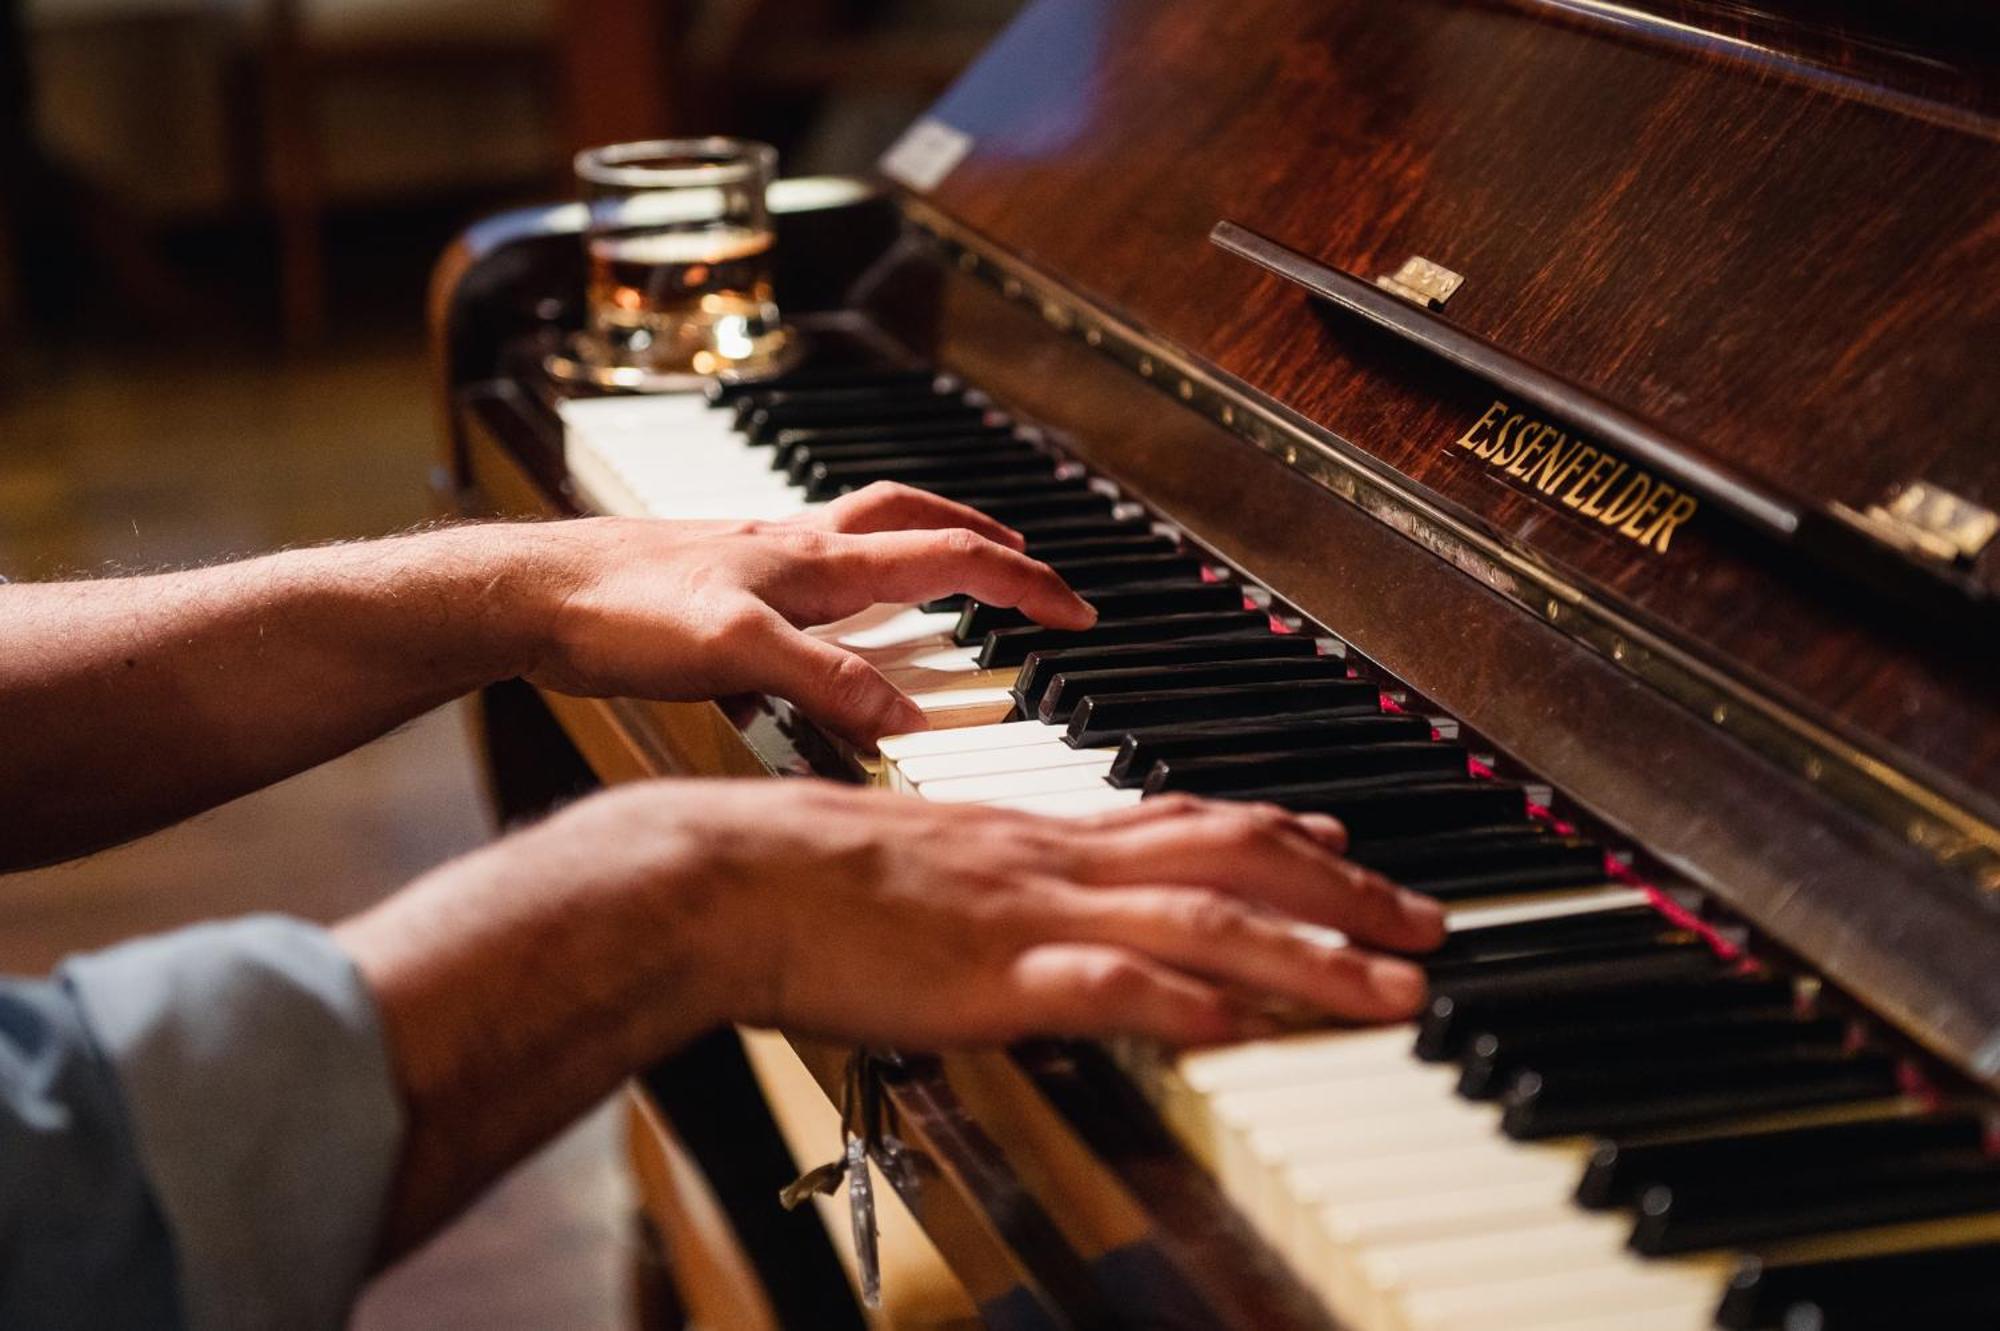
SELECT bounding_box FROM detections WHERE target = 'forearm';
[333,794,730,1257]
[0,525,561,869]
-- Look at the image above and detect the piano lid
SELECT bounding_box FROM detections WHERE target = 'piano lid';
[880,0,2000,859]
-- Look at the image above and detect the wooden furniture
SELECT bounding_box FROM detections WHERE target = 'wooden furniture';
[247,0,558,344]
[431,2,2000,1325]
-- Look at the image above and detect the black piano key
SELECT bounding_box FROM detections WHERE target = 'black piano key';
[1428,906,1694,980]
[1717,1243,2000,1330]
[1143,740,1469,795]
[922,552,1212,615]
[976,610,1271,668]
[743,399,992,444]
[1500,1046,1901,1142]
[1005,513,1152,541]
[768,422,1021,461]
[1039,656,1352,723]
[1580,1112,1984,1212]
[782,438,1042,481]
[732,381,967,427]
[803,454,1058,501]
[1033,552,1209,590]
[886,474,1086,502]
[1012,633,1318,708]
[707,365,944,405]
[1021,531,1180,560]
[1769,1287,2000,1331]
[1107,713,1433,785]
[1464,995,1808,1095]
[1064,678,1379,744]
[1194,777,1530,841]
[1345,828,1607,897]
[946,489,1118,524]
[1630,1146,2000,1255]
[1461,1011,1842,1099]
[1416,955,1770,1060]
[957,581,1245,644]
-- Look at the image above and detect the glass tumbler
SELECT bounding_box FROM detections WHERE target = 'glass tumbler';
[575,138,789,382]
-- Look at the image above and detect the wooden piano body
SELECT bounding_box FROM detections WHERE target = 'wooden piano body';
[430,2,2000,1326]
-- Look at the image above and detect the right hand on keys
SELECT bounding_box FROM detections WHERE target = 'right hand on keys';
[338,778,1443,1251]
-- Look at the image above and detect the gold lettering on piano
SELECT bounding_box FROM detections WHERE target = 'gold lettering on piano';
[1453,399,1699,553]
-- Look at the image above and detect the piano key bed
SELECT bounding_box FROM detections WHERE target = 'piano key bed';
[562,363,2000,1331]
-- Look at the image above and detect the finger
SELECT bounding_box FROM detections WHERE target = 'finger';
[806,482,1027,550]
[1004,944,1249,1046]
[1060,887,1430,1023]
[743,614,929,746]
[821,529,1096,629]
[1071,794,1348,854]
[1071,802,1444,952]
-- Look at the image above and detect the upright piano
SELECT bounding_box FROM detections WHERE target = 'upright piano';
[430,2,2000,1326]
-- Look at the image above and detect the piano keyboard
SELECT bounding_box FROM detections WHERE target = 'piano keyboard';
[562,363,2000,1331]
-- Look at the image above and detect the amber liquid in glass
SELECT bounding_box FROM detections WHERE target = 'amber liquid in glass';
[585,225,782,375]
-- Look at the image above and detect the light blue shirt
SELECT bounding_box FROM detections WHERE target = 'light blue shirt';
[1,916,404,1329]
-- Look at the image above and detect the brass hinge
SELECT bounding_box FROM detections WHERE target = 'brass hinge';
[1837,481,1998,565]
[1375,255,1464,310]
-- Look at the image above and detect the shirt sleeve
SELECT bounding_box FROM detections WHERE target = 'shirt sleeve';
[60,915,406,1331]
[0,969,183,1329]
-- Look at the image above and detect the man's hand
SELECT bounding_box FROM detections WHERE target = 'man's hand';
[521,483,1095,743]
[337,780,1445,1254]
[0,483,1089,867]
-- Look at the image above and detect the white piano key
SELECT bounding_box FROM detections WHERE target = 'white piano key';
[1354,1214,1628,1313]
[915,765,1120,804]
[1178,1028,1417,1099]
[813,605,961,650]
[1444,887,1651,933]
[870,643,986,675]
[1398,1258,1726,1331]
[877,721,1062,763]
[985,787,1143,816]
[908,685,1017,716]
[1239,1097,1491,1238]
[896,743,1111,787]
[896,735,1104,787]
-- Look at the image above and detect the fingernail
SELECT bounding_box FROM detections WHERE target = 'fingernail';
[1286,922,1351,953]
[1365,957,1428,1010]
[887,701,929,735]
[1397,888,1446,937]
[1075,596,1099,626]
[1300,813,1348,846]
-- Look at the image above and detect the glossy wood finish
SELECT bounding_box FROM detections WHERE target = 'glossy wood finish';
[910,0,2000,818]
[864,249,2000,1093]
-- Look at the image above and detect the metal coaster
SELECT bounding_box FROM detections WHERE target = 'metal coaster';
[542,326,805,394]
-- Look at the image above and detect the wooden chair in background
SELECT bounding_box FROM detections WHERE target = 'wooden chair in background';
[245,0,560,344]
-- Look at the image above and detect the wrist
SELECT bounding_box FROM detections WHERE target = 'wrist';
[415,521,589,687]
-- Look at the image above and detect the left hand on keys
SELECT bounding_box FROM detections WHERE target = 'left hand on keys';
[518,482,1095,743]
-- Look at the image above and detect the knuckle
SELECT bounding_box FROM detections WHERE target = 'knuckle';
[706,601,769,649]
[1079,955,1148,1006]
[1178,893,1248,942]
[935,526,991,560]
[866,480,921,508]
[825,653,887,707]
[1146,793,1205,819]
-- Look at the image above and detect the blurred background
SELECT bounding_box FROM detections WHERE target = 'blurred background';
[0,1,1017,1326]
